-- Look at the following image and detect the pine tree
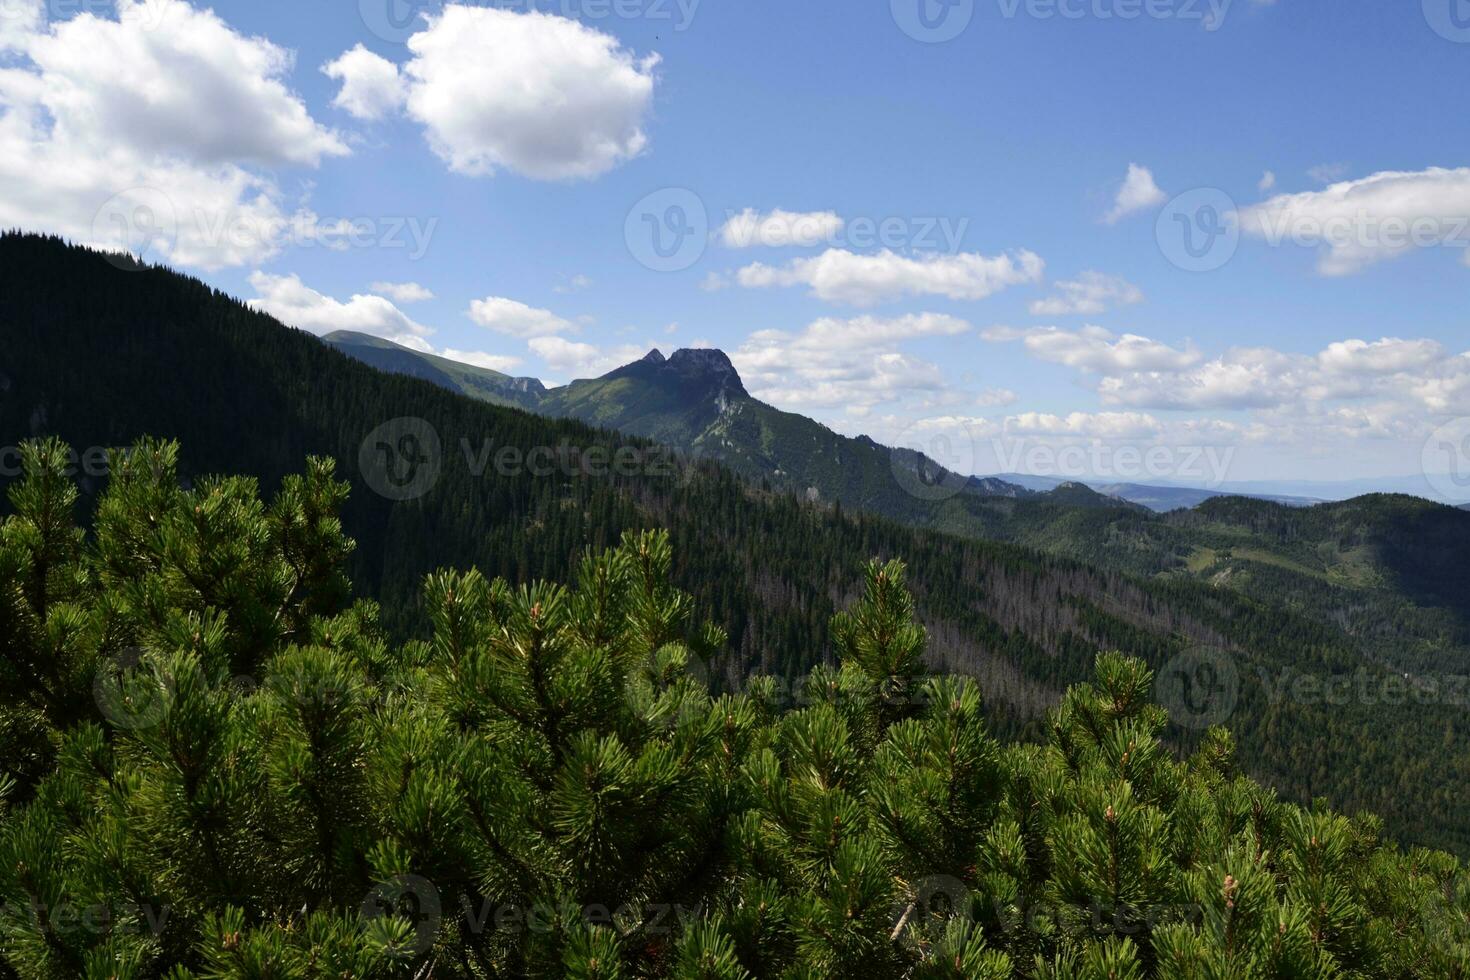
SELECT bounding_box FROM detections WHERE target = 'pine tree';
[2,438,1470,978]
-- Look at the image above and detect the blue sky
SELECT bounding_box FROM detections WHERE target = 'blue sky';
[3,0,1470,491]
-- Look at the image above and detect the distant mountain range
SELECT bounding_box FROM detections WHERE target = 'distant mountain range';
[321,329,1470,679]
[327,331,1470,516]
[991,473,1325,511]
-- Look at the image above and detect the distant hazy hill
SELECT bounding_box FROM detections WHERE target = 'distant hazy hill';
[991,473,1323,512]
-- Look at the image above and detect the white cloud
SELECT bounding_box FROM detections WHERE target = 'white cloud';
[323,44,406,121]
[733,313,972,411]
[984,325,1470,418]
[468,297,576,338]
[398,7,657,179]
[1258,170,1276,192]
[248,272,431,344]
[439,348,524,373]
[976,388,1018,407]
[0,0,346,269]
[1098,353,1307,411]
[983,324,1200,373]
[1318,338,1444,375]
[30,0,345,168]
[1005,411,1164,440]
[719,208,845,248]
[369,281,435,303]
[1029,271,1144,316]
[529,336,647,380]
[0,0,43,51]
[1104,163,1166,224]
[736,248,1044,306]
[1238,167,1470,275]
[796,312,972,348]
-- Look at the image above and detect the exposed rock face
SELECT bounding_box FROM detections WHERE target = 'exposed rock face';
[665,348,747,398]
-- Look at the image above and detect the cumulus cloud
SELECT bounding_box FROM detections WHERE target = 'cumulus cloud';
[1318,338,1444,375]
[439,348,524,373]
[323,44,407,121]
[976,388,1019,408]
[1029,272,1144,316]
[1258,171,1276,192]
[0,0,346,269]
[984,324,1470,418]
[1237,167,1470,275]
[1104,164,1166,224]
[467,297,576,338]
[248,272,431,344]
[983,324,1200,373]
[369,281,434,303]
[733,313,972,411]
[1097,352,1310,411]
[736,248,1044,306]
[31,0,345,167]
[0,0,43,51]
[529,337,647,380]
[719,208,845,248]
[1004,411,1164,440]
[251,273,535,376]
[393,7,658,179]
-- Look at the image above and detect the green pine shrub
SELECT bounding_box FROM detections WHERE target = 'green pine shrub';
[1,439,1467,978]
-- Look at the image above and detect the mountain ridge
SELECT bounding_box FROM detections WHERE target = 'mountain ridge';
[7,233,1470,852]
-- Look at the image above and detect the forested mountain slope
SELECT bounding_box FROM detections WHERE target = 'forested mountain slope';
[3,476,1468,977]
[326,329,1078,521]
[3,232,1469,853]
[324,327,1470,674]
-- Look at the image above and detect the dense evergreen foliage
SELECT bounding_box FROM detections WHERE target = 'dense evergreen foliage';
[3,232,1470,857]
[2,440,1469,978]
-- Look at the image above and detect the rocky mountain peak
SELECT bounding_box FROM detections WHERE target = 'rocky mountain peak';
[665,348,747,397]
